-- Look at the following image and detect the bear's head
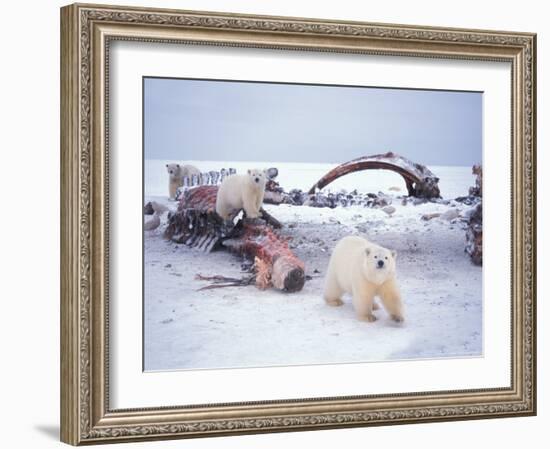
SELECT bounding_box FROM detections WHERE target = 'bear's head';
[247,169,267,188]
[166,163,180,178]
[362,244,396,285]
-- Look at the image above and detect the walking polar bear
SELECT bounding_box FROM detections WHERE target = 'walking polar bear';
[215,169,267,220]
[323,236,404,323]
[166,163,201,200]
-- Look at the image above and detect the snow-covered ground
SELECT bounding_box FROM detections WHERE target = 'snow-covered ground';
[143,160,482,371]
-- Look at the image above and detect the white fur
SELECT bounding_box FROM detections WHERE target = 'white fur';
[323,236,404,323]
[215,169,267,220]
[166,163,201,200]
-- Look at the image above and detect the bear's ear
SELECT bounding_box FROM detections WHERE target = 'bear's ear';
[391,250,397,259]
[365,248,371,256]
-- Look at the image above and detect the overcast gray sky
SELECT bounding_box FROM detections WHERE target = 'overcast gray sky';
[144,77,482,166]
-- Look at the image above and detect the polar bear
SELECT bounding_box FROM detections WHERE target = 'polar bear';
[166,163,201,200]
[323,236,404,323]
[215,169,267,220]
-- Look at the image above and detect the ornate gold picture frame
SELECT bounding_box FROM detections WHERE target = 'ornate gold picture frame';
[60,3,536,445]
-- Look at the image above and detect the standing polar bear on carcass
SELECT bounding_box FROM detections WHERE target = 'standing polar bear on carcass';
[216,169,267,220]
[323,235,405,323]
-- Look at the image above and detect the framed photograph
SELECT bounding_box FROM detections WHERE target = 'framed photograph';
[60,3,537,445]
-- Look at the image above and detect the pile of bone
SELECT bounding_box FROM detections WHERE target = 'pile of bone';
[175,168,236,200]
[452,165,483,206]
[465,202,482,265]
[464,164,482,265]
[468,164,482,197]
[175,167,282,202]
[280,189,395,209]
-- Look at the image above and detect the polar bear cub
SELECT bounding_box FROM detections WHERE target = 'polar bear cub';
[216,169,267,220]
[323,235,404,323]
[166,163,201,200]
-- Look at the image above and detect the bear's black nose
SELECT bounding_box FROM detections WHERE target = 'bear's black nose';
[255,177,259,183]
[377,260,384,268]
